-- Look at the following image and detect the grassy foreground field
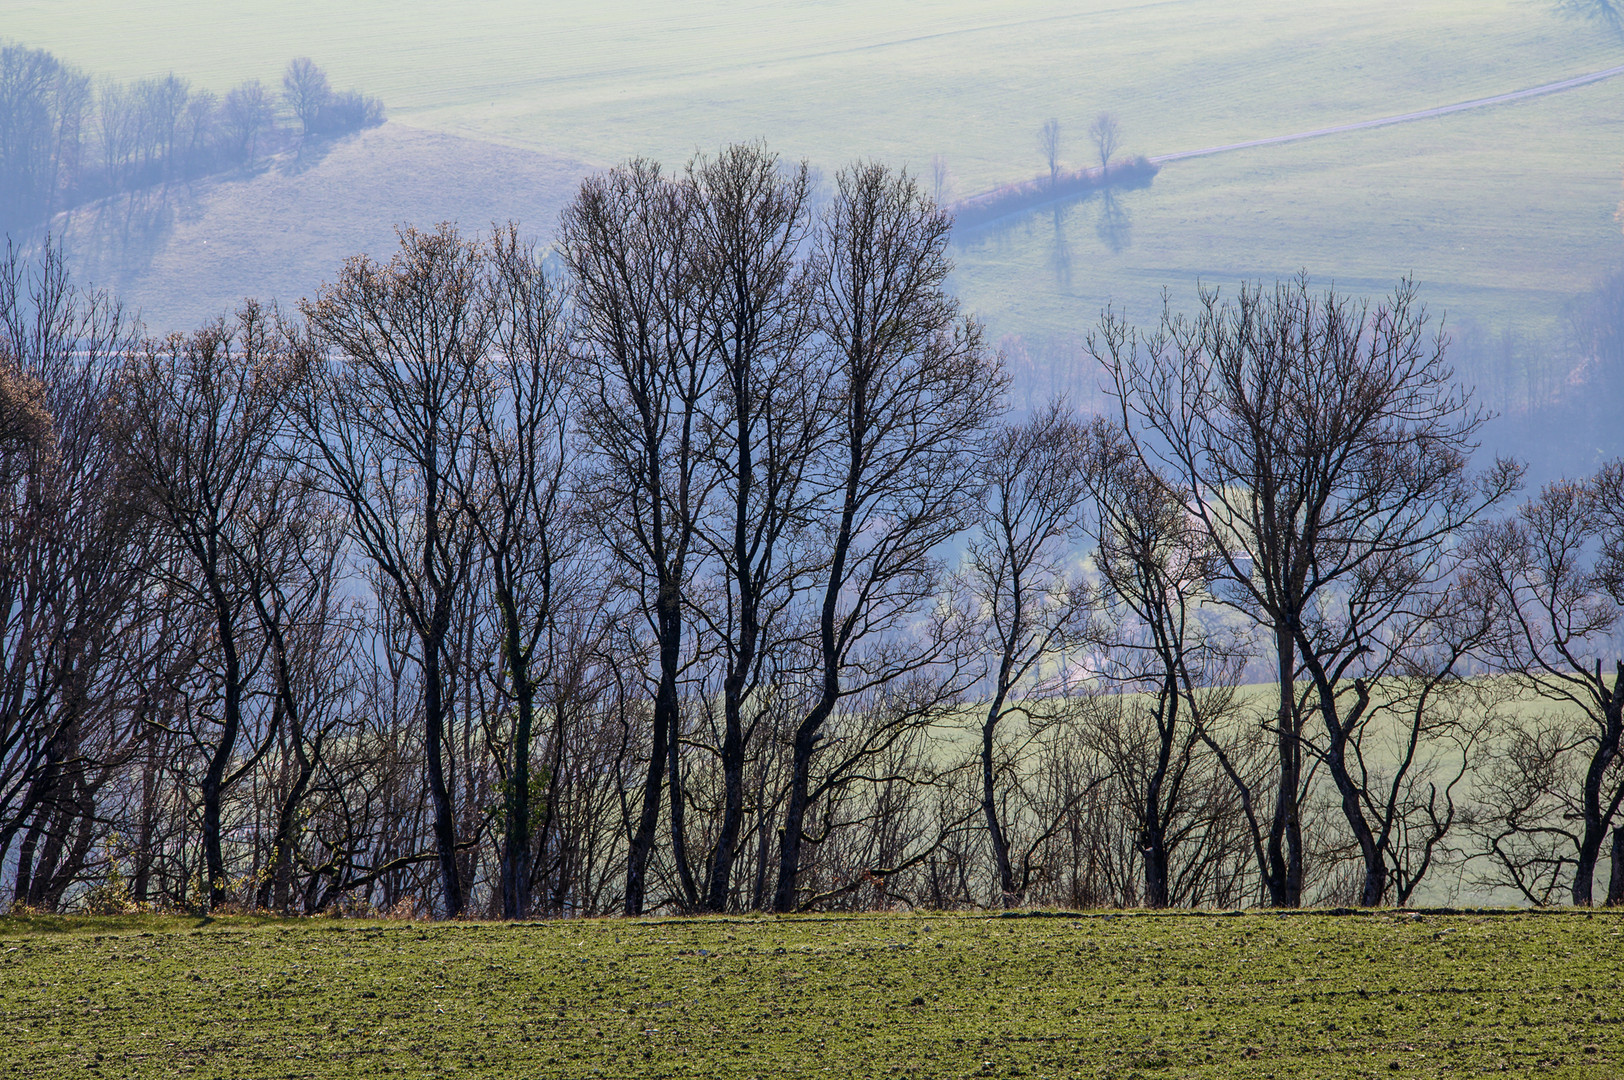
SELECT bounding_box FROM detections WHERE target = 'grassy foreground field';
[3,911,1620,1079]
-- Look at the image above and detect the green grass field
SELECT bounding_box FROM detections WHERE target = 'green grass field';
[7,0,1623,376]
[3,910,1621,1078]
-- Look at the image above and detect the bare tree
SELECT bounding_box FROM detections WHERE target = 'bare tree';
[1098,275,1517,905]
[1080,417,1249,908]
[930,155,950,205]
[121,304,297,909]
[0,46,89,229]
[1039,119,1062,186]
[1088,113,1120,172]
[293,224,491,918]
[773,161,1005,912]
[282,58,330,139]
[222,81,274,165]
[686,144,821,911]
[1471,469,1624,905]
[455,225,578,919]
[562,161,716,914]
[0,240,141,906]
[964,402,1092,906]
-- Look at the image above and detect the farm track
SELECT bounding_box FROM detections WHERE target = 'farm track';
[1148,60,1624,165]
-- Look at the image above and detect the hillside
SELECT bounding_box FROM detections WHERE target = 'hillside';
[48,124,588,330]
[8,0,1624,445]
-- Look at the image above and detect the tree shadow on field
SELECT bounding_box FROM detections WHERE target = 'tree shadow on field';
[1095,189,1132,254]
[277,127,366,178]
[58,184,185,291]
[1547,0,1624,37]
[1048,205,1073,288]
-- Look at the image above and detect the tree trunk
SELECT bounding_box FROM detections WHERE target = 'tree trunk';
[202,610,241,910]
[705,695,746,911]
[1325,738,1386,906]
[667,698,699,909]
[626,587,684,915]
[499,589,534,921]
[1265,623,1301,907]
[132,727,159,906]
[423,633,464,918]
[1607,825,1624,907]
[11,806,47,908]
[773,722,819,913]
[1572,673,1623,907]
[260,736,314,914]
[981,703,1016,907]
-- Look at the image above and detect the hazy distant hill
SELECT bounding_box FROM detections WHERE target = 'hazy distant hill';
[46,123,589,330]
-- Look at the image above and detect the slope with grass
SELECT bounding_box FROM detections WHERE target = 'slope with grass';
[3,910,1620,1078]
[8,0,1623,372]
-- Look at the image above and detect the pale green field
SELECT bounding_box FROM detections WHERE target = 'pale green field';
[7,0,1624,383]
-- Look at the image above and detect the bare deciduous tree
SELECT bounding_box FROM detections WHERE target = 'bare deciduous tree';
[562,161,716,914]
[1089,113,1120,171]
[293,224,491,917]
[223,81,275,165]
[1099,275,1517,905]
[122,303,298,909]
[687,144,821,911]
[282,58,331,138]
[1039,118,1062,186]
[964,402,1092,906]
[1471,469,1624,905]
[773,161,1005,912]
[457,225,578,919]
[0,240,141,907]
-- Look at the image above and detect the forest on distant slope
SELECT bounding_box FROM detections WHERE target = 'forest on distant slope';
[0,44,382,236]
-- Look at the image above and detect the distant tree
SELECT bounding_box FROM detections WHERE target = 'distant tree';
[179,88,218,171]
[1089,113,1120,171]
[313,89,384,135]
[136,74,190,178]
[931,154,950,204]
[1039,118,1061,186]
[1552,0,1624,37]
[95,79,137,187]
[0,45,88,229]
[223,81,274,165]
[282,58,330,138]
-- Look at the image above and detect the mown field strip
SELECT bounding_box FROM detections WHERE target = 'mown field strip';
[3,910,1620,1078]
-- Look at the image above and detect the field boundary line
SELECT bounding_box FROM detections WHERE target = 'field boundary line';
[1148,61,1624,165]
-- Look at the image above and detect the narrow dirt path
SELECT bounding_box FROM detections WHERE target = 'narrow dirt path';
[1146,61,1624,165]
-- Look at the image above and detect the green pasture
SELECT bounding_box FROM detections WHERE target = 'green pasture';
[6,0,1623,389]
[3,910,1620,1078]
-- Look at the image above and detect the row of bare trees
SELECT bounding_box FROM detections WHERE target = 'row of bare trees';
[0,45,382,235]
[3,145,1624,918]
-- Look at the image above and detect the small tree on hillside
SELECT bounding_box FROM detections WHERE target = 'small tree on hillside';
[1039,118,1062,186]
[282,58,330,138]
[1089,113,1120,172]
